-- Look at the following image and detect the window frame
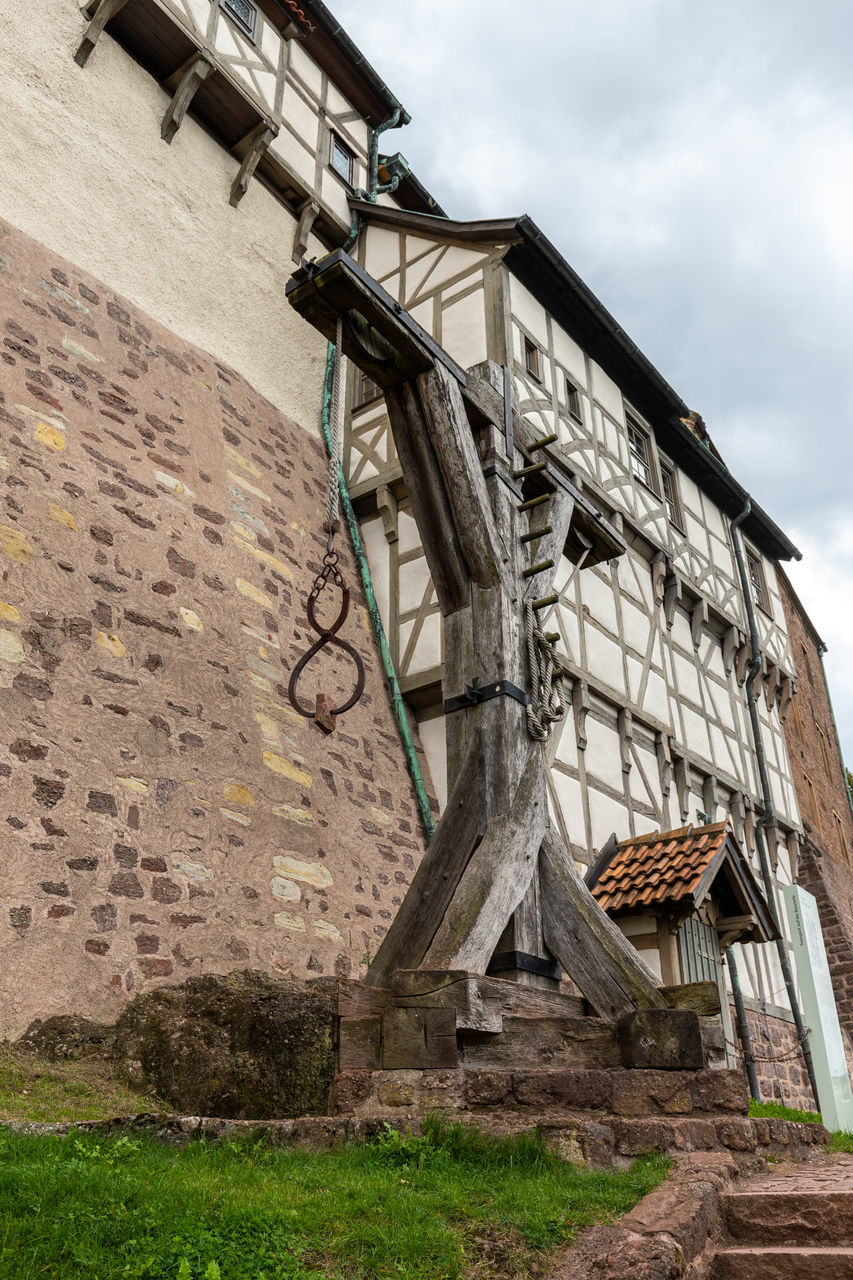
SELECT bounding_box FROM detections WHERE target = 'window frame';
[219,0,259,42]
[565,376,582,423]
[329,132,356,187]
[834,811,850,863]
[659,459,684,530]
[626,414,659,494]
[353,370,382,410]
[523,336,542,382]
[745,548,770,615]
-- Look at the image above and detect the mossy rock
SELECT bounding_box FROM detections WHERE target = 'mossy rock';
[14,1015,115,1062]
[110,971,337,1120]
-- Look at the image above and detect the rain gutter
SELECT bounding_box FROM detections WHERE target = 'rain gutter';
[726,946,761,1101]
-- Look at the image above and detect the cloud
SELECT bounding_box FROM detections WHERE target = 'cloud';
[332,0,853,756]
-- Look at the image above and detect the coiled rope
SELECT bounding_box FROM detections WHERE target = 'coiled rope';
[524,601,568,741]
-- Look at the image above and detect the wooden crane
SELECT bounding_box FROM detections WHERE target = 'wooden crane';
[287,250,668,1024]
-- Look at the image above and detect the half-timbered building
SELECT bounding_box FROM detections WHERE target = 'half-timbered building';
[0,0,845,1110]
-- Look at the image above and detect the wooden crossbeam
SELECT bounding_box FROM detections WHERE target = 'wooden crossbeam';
[75,0,128,67]
[365,730,488,989]
[539,828,667,1019]
[384,382,471,615]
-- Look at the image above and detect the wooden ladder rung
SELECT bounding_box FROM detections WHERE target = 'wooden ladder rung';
[520,525,552,544]
[518,494,550,512]
[523,559,555,579]
[532,593,559,610]
[513,461,546,479]
[529,434,558,452]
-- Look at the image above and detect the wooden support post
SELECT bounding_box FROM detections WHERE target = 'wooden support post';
[230,123,278,207]
[75,0,128,68]
[424,743,548,972]
[161,55,214,144]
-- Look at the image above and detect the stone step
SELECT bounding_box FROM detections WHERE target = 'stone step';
[714,1246,853,1280]
[724,1189,853,1245]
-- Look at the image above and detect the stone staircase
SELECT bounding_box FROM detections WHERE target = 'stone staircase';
[714,1155,853,1278]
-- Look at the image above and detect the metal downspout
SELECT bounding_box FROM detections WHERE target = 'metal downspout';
[319,344,436,843]
[344,107,406,251]
[730,500,820,1107]
[726,946,761,1101]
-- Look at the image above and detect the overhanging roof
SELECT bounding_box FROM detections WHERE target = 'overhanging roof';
[350,201,800,564]
[586,821,779,945]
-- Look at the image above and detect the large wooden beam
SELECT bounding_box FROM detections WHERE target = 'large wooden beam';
[365,729,488,988]
[75,0,128,67]
[384,382,471,615]
[415,363,508,593]
[424,744,548,971]
[539,828,668,1020]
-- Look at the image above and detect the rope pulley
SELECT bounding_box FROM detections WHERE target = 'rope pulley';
[287,318,366,733]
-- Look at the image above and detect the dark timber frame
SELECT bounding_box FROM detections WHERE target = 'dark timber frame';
[287,249,668,1020]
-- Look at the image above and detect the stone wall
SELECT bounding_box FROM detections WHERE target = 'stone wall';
[779,567,853,871]
[797,835,853,1061]
[0,218,435,1039]
[733,1003,814,1112]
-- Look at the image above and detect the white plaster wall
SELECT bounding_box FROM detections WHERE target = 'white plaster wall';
[0,0,328,434]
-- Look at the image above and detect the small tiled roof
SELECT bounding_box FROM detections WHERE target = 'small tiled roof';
[592,821,732,914]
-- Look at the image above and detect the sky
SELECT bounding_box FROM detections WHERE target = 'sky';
[333,0,853,764]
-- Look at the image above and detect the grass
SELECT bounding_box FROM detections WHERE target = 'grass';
[748,1098,822,1125]
[0,1045,159,1124]
[830,1131,853,1153]
[0,1118,670,1280]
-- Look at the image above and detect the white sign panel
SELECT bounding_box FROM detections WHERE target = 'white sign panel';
[784,883,853,1132]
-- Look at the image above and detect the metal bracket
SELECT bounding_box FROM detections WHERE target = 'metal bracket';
[481,463,523,500]
[444,677,531,715]
[487,951,563,982]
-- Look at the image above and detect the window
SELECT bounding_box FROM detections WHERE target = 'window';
[834,812,850,863]
[746,551,768,613]
[330,133,355,185]
[220,0,258,40]
[353,371,381,408]
[791,695,804,741]
[565,377,582,422]
[627,416,656,490]
[804,772,823,836]
[523,337,541,381]
[660,463,683,528]
[817,724,833,782]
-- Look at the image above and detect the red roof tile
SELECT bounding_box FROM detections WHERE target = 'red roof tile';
[592,821,730,914]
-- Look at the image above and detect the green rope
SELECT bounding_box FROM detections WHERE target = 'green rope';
[319,342,436,842]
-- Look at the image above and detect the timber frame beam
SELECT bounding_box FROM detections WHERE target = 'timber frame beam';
[75,0,129,67]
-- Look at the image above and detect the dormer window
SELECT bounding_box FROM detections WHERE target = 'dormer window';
[220,0,258,41]
[330,133,355,185]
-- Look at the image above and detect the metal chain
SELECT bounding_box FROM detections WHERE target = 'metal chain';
[524,601,568,741]
[324,317,345,542]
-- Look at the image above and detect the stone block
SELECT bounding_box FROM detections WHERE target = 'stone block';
[617,1008,704,1070]
[694,1068,749,1114]
[331,1070,373,1115]
[716,1118,758,1152]
[512,1069,614,1111]
[464,1070,512,1108]
[611,1070,695,1117]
